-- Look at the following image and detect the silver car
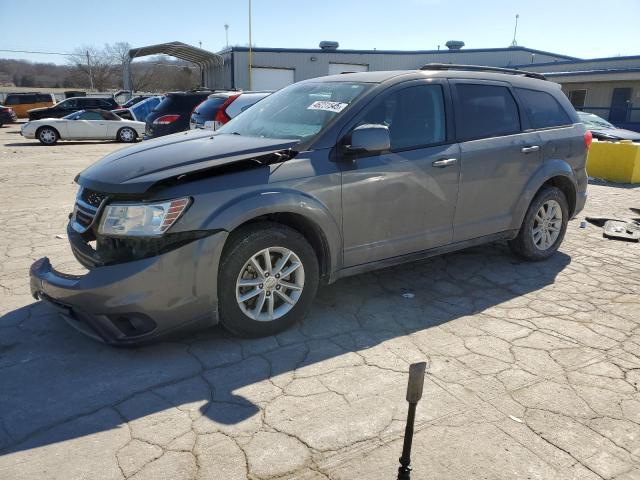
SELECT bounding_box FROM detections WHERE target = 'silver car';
[30,65,589,344]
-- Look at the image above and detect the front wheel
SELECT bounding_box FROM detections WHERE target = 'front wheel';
[218,222,319,337]
[509,186,569,261]
[117,127,137,143]
[37,127,59,145]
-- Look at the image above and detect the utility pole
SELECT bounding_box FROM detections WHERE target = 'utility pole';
[510,14,519,47]
[248,0,253,90]
[224,23,229,48]
[86,50,94,90]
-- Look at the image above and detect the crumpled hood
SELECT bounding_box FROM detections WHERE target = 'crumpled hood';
[77,129,298,194]
[590,127,640,142]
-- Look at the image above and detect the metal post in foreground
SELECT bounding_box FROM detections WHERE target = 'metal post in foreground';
[397,361,427,480]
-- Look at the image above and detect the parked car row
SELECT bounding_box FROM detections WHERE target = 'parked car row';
[9,88,270,145]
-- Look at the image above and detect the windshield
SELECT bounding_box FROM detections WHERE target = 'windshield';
[578,111,615,129]
[217,81,371,141]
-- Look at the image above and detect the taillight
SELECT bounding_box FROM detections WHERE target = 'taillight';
[214,94,240,125]
[153,114,181,125]
[584,130,593,149]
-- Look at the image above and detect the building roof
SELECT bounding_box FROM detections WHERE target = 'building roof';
[219,45,578,60]
[128,41,223,67]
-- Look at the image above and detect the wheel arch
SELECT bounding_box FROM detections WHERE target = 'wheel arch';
[35,124,61,140]
[202,190,341,284]
[509,160,579,231]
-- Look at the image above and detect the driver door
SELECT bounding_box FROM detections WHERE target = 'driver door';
[340,81,461,267]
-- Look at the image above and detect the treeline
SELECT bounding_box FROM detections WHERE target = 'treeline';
[0,42,202,92]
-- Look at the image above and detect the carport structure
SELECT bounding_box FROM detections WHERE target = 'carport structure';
[123,41,224,91]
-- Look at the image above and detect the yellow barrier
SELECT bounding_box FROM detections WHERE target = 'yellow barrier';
[587,141,640,184]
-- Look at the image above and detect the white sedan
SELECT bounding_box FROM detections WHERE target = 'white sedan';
[21,109,146,145]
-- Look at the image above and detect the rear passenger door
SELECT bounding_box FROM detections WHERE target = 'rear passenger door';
[451,81,542,242]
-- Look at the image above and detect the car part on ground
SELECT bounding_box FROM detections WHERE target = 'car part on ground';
[603,220,640,242]
[30,67,588,344]
[190,91,271,131]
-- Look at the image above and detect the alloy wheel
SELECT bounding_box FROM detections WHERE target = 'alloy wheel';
[39,129,56,144]
[120,128,135,142]
[235,247,305,321]
[532,199,562,250]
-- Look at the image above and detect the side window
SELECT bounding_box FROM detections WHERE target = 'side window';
[81,98,99,108]
[99,100,113,108]
[61,99,77,109]
[79,111,103,120]
[357,84,446,150]
[454,84,520,141]
[5,96,18,106]
[516,88,572,129]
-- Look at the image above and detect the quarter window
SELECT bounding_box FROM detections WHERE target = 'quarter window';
[357,84,446,150]
[516,88,572,129]
[454,84,520,141]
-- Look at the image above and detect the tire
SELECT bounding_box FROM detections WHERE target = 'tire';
[509,186,569,261]
[37,126,59,145]
[218,222,319,337]
[117,127,137,143]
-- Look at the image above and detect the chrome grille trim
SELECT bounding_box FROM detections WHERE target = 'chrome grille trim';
[71,187,107,234]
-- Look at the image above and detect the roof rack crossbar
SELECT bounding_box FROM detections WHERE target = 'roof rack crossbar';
[420,63,547,80]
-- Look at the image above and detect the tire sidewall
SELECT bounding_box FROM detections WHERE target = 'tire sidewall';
[37,127,58,145]
[218,224,319,337]
[118,127,136,143]
[518,187,569,260]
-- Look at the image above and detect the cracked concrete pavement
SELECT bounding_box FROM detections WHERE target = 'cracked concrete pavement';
[0,122,639,479]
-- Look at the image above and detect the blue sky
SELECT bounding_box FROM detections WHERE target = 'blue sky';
[1,0,639,64]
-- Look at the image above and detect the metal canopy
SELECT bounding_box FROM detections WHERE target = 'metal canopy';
[127,41,223,68]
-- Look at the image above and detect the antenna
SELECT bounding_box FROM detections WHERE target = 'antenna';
[510,14,519,47]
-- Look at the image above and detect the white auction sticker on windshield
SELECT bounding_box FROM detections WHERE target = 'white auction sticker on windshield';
[307,100,348,113]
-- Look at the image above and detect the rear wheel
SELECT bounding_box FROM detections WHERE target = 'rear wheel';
[509,186,569,261]
[218,222,319,337]
[117,127,137,143]
[37,126,59,145]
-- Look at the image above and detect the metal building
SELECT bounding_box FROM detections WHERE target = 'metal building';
[213,44,575,91]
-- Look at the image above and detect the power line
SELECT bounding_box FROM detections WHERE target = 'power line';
[0,48,75,56]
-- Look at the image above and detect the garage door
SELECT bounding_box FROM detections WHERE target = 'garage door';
[252,68,294,91]
[328,63,369,75]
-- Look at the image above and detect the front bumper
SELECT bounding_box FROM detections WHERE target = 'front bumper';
[30,230,228,345]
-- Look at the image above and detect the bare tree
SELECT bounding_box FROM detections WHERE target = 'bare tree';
[68,45,118,91]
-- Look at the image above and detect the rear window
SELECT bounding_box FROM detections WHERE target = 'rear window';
[454,84,521,141]
[154,94,210,113]
[193,97,227,117]
[516,88,572,129]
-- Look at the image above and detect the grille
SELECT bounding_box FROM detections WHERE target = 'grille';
[80,188,106,208]
[72,187,107,233]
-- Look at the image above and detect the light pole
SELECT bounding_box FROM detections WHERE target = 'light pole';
[224,23,229,48]
[510,14,520,47]
[248,0,253,90]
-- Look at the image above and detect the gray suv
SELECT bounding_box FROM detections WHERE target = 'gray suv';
[30,65,589,345]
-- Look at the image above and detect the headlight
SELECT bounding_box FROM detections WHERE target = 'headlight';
[98,197,190,237]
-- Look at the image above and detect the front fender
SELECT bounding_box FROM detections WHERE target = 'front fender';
[509,159,578,231]
[201,189,343,275]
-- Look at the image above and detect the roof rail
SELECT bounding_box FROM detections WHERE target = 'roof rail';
[420,63,547,80]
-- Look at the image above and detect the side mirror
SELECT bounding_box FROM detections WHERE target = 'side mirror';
[344,124,390,155]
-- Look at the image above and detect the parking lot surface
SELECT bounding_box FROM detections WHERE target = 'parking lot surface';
[0,122,639,479]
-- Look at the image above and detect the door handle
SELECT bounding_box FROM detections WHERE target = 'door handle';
[432,158,457,168]
[521,145,540,153]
